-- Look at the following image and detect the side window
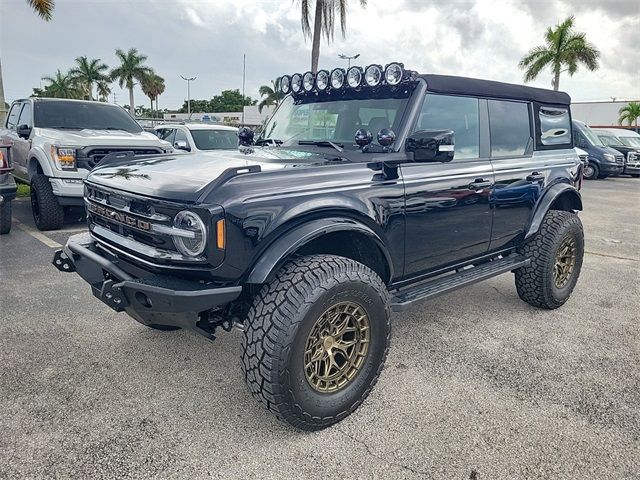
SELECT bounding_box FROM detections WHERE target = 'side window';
[154,128,165,139]
[17,102,32,128]
[538,106,571,146]
[415,94,479,159]
[162,128,176,144]
[174,129,189,147]
[488,100,531,157]
[6,103,21,129]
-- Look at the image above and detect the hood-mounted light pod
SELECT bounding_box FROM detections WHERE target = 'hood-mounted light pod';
[355,128,373,149]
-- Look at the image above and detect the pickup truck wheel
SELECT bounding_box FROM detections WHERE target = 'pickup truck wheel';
[583,163,598,180]
[31,174,64,231]
[241,254,391,431]
[0,200,11,234]
[515,210,584,309]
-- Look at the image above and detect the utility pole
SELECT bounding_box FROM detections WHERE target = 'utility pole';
[338,53,360,68]
[241,53,246,126]
[180,75,196,118]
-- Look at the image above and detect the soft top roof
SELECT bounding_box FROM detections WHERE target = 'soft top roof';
[420,74,571,106]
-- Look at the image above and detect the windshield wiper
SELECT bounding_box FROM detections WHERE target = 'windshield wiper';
[298,140,344,153]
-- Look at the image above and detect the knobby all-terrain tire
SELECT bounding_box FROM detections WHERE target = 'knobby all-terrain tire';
[241,254,391,431]
[31,174,64,231]
[0,200,11,234]
[515,210,584,309]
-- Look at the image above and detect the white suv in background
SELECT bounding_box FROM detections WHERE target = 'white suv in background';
[0,98,171,230]
[154,123,238,153]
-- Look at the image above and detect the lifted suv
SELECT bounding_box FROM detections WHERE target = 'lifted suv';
[54,64,584,430]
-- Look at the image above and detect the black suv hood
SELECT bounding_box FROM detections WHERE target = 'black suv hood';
[86,148,336,202]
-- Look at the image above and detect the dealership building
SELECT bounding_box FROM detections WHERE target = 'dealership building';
[572,100,639,132]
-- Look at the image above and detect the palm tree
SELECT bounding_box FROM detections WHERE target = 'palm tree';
[69,56,109,100]
[110,48,153,116]
[519,16,599,91]
[140,73,165,117]
[258,80,283,113]
[0,0,54,122]
[96,80,111,102]
[618,102,640,130]
[41,70,80,98]
[299,0,367,73]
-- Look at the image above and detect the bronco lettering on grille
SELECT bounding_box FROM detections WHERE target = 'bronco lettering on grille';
[88,203,151,231]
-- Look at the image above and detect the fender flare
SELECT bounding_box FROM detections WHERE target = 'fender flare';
[245,217,394,284]
[525,183,582,239]
[28,147,54,178]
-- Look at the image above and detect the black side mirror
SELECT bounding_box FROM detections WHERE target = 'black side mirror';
[17,124,32,140]
[238,127,255,146]
[405,129,454,162]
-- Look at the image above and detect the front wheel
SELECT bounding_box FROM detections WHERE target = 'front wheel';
[0,200,12,234]
[241,255,391,431]
[515,210,584,309]
[31,174,64,231]
[583,162,599,180]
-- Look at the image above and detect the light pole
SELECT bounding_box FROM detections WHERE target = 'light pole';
[180,75,196,118]
[338,53,360,68]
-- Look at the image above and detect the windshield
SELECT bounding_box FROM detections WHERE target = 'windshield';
[259,94,410,150]
[620,136,640,148]
[580,125,605,147]
[190,129,237,150]
[597,134,624,146]
[34,101,143,133]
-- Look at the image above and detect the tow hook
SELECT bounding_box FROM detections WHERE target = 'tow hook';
[52,250,76,273]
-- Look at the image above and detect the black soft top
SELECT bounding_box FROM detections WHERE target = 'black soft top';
[420,74,571,106]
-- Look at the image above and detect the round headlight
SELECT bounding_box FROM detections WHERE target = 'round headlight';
[302,71,315,92]
[347,67,363,88]
[173,210,207,257]
[279,75,291,94]
[291,73,303,93]
[330,68,345,89]
[316,70,329,90]
[384,63,404,85]
[365,65,383,86]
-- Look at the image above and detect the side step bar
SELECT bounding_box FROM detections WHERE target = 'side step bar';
[390,255,530,312]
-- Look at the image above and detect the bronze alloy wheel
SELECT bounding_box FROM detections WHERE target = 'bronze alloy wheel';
[553,236,577,288]
[304,301,370,393]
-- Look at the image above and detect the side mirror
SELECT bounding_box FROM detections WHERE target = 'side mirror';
[238,127,255,146]
[174,140,190,151]
[405,129,454,162]
[17,124,32,140]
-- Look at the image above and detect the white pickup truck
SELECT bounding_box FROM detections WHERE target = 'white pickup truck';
[0,98,171,230]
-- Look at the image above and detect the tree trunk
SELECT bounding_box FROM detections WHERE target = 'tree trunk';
[553,66,561,91]
[150,97,153,116]
[310,0,323,73]
[0,57,6,125]
[129,87,135,116]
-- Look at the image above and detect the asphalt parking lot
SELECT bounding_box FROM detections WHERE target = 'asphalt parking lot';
[1,178,638,479]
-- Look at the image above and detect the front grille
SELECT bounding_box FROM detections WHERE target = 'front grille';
[615,155,625,165]
[78,147,163,170]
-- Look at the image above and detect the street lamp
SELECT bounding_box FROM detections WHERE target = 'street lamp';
[180,75,196,118]
[338,53,360,68]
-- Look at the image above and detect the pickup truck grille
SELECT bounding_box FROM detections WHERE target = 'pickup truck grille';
[78,147,164,170]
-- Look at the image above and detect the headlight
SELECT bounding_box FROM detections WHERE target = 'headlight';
[347,66,363,88]
[330,68,345,89]
[364,65,383,86]
[315,70,329,91]
[173,210,207,257]
[384,63,404,85]
[603,153,615,162]
[302,71,315,92]
[291,73,303,93]
[51,146,76,170]
[279,75,291,94]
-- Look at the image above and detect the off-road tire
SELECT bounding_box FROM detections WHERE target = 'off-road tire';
[583,162,599,180]
[515,210,584,309]
[0,200,11,234]
[241,254,391,431]
[31,174,64,231]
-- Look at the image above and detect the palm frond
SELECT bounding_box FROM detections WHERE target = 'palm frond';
[27,0,54,20]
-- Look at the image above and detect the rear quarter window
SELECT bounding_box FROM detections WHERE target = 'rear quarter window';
[538,106,571,147]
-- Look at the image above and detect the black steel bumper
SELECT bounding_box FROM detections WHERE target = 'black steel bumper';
[52,233,242,331]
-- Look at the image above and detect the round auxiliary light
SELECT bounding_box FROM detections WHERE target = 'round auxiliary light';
[173,210,207,257]
[302,71,315,92]
[291,73,303,93]
[365,65,383,87]
[316,70,329,90]
[347,66,363,88]
[330,68,345,89]
[384,63,404,86]
[279,75,291,94]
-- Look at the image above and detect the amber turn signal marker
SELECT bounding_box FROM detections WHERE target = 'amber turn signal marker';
[216,219,225,249]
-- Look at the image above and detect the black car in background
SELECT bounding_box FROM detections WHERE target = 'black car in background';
[593,128,640,178]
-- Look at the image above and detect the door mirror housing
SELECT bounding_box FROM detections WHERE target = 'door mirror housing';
[174,140,190,151]
[405,129,454,162]
[17,124,32,140]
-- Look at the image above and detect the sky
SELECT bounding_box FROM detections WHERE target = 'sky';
[1,0,638,110]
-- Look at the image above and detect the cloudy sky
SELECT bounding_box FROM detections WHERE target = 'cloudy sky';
[1,0,638,109]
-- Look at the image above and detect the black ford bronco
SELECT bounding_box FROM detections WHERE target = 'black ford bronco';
[53,64,584,430]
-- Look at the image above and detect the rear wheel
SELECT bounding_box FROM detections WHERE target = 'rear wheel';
[0,200,11,234]
[30,174,64,231]
[583,162,599,180]
[241,255,391,431]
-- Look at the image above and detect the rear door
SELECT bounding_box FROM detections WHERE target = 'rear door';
[1,102,28,180]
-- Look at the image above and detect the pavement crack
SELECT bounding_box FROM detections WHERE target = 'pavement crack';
[585,250,639,262]
[336,428,431,477]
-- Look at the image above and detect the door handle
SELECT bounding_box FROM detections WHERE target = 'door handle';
[526,172,545,182]
[468,179,492,190]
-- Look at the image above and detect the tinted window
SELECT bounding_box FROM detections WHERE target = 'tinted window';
[6,103,20,129]
[538,106,570,146]
[489,100,531,157]
[34,101,143,133]
[191,129,238,150]
[17,102,32,128]
[416,94,479,159]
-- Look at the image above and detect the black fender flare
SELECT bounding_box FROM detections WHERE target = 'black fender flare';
[525,183,582,240]
[245,217,394,284]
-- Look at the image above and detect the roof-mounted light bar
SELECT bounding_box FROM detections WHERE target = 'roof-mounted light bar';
[278,62,415,95]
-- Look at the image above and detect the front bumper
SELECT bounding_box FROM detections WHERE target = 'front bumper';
[599,163,624,176]
[624,163,640,175]
[53,233,242,332]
